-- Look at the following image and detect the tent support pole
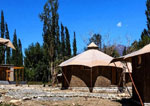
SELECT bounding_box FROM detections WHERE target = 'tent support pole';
[113,63,122,86]
[15,70,18,86]
[22,69,24,81]
[125,61,144,106]
[61,69,70,87]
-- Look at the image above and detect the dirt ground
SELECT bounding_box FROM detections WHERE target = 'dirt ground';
[0,85,136,106]
[2,96,121,106]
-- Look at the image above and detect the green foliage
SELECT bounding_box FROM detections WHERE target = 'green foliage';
[112,49,120,58]
[88,33,119,57]
[0,103,16,106]
[24,43,49,82]
[65,27,71,56]
[127,40,138,54]
[0,11,23,67]
[5,23,11,64]
[39,0,60,84]
[130,0,150,51]
[104,45,120,57]
[89,33,102,50]
[1,11,5,38]
[138,29,150,49]
[146,0,150,34]
[18,39,23,66]
[122,47,126,56]
[55,11,61,59]
[9,30,23,66]
[25,68,35,81]
[0,10,5,64]
[12,30,19,66]
[73,32,77,56]
[61,23,66,57]
[24,0,75,83]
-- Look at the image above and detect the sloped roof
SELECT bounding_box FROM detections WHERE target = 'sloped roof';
[87,42,98,49]
[59,42,122,68]
[0,38,15,49]
[111,43,150,62]
[124,44,150,60]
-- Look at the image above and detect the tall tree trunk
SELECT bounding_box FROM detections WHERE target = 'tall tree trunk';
[50,62,56,86]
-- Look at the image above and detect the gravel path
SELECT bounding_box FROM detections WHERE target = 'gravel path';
[0,85,132,101]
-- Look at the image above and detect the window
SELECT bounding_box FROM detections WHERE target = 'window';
[136,56,142,69]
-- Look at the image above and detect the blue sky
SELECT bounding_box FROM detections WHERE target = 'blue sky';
[0,0,147,54]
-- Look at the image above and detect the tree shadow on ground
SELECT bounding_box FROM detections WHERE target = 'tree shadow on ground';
[115,98,141,106]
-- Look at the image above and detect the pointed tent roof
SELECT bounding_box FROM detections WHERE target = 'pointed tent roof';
[111,43,150,62]
[59,42,122,68]
[0,38,15,49]
[87,42,98,49]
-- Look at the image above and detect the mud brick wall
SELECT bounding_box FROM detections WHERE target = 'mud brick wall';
[62,66,122,88]
[132,54,150,103]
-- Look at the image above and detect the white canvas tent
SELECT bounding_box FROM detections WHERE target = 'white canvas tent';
[59,42,122,68]
[59,42,126,91]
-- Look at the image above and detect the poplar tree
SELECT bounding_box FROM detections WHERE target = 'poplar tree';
[73,32,77,56]
[122,47,126,56]
[89,34,102,50]
[61,23,65,57]
[0,10,5,64]
[12,30,18,66]
[55,14,60,58]
[65,27,71,56]
[0,11,5,38]
[146,0,150,35]
[18,39,23,66]
[5,23,11,64]
[40,0,59,84]
[138,0,150,49]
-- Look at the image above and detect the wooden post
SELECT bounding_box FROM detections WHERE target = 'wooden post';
[15,70,18,86]
[61,69,70,87]
[22,69,24,81]
[90,67,92,92]
[123,65,126,88]
[91,68,92,87]
[19,69,20,84]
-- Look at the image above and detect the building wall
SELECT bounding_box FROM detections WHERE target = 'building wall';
[132,54,150,103]
[62,65,122,89]
[132,55,144,102]
[0,67,7,80]
[0,67,15,81]
[144,53,150,103]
